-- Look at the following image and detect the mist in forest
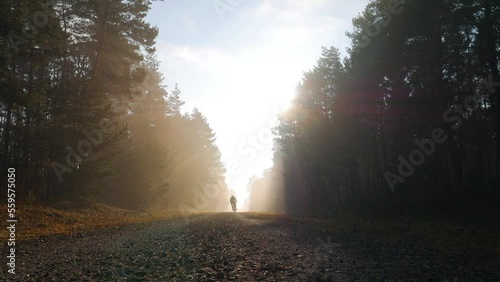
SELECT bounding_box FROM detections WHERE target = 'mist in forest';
[246,147,285,213]
[1,0,499,219]
[0,1,229,212]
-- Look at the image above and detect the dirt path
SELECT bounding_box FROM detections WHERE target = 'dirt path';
[3,213,499,281]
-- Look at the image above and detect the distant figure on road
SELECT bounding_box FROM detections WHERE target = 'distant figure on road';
[230,195,237,212]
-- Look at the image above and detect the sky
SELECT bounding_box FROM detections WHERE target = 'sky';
[145,0,368,209]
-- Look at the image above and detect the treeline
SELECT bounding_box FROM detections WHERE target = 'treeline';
[0,0,228,210]
[248,0,500,217]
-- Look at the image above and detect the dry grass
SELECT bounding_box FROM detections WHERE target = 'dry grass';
[0,200,185,241]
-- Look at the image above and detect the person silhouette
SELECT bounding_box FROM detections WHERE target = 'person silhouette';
[230,195,237,212]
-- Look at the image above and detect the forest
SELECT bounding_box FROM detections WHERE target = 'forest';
[248,0,500,217]
[2,1,499,280]
[0,0,228,210]
[1,0,499,218]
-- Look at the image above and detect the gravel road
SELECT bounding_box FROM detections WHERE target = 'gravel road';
[3,213,499,281]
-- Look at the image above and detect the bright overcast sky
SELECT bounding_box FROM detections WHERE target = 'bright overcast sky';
[145,0,367,208]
